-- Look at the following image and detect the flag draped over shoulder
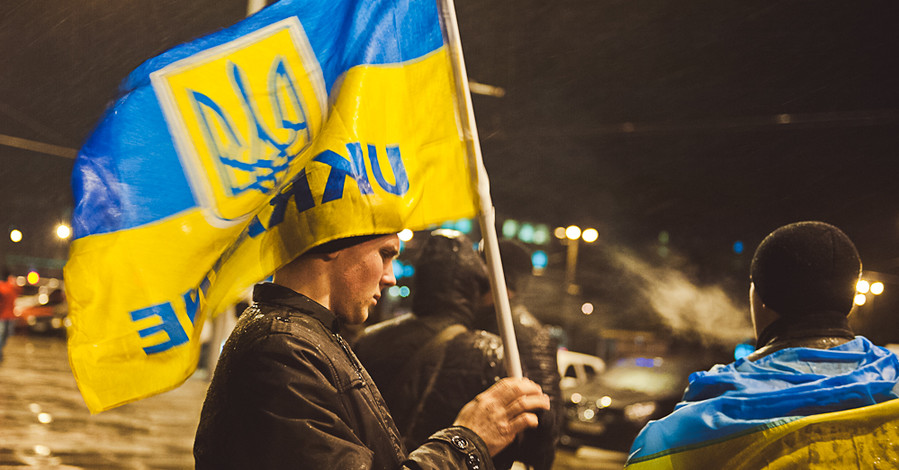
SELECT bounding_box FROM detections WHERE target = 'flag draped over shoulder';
[66,0,477,413]
[625,337,899,469]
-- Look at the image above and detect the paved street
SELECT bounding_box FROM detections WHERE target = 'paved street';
[0,334,207,469]
[0,333,625,469]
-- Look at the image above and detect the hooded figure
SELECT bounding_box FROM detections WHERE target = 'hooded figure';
[354,229,524,468]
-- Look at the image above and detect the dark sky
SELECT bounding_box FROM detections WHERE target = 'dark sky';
[2,0,898,339]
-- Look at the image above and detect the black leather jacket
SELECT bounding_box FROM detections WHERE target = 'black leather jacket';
[194,282,492,470]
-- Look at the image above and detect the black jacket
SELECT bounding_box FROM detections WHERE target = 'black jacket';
[354,231,556,469]
[194,282,492,470]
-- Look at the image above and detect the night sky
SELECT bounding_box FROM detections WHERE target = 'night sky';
[2,0,898,343]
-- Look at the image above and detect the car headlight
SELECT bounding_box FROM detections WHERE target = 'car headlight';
[624,401,657,424]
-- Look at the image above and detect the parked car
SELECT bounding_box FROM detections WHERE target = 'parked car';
[559,355,713,451]
[557,349,606,390]
[13,280,68,336]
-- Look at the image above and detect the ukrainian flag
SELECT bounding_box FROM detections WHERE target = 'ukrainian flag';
[66,0,478,413]
[626,337,899,468]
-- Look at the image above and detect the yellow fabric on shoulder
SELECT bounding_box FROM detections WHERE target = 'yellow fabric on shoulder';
[626,397,899,469]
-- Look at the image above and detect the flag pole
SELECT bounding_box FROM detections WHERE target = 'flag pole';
[436,0,523,378]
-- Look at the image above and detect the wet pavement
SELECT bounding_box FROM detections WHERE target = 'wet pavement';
[0,333,208,469]
[0,333,625,469]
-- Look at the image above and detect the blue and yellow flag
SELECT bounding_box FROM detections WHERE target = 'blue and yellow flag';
[66,0,478,413]
[626,337,899,468]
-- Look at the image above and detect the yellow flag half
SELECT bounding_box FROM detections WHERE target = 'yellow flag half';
[66,0,477,413]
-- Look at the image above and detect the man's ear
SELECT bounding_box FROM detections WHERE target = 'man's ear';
[321,251,340,261]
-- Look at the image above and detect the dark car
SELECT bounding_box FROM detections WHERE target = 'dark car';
[559,355,714,452]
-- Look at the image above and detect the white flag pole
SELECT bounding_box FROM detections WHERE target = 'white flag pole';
[436,0,523,378]
[246,0,266,16]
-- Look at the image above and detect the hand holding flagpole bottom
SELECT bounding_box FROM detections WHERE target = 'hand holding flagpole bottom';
[454,377,550,456]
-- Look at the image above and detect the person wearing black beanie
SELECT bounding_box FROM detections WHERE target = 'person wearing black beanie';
[746,221,861,360]
[627,221,899,467]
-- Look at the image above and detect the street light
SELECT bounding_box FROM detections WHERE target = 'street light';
[55,224,71,240]
[10,229,22,243]
[555,224,599,295]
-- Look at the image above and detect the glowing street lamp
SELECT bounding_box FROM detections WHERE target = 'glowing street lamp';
[56,224,71,240]
[9,229,22,243]
[555,224,599,295]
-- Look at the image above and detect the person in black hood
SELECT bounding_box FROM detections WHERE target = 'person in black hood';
[474,239,562,470]
[354,229,556,470]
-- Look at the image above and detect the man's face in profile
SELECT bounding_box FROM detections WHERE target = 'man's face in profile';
[329,234,399,324]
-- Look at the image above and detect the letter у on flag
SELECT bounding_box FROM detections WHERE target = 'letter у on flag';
[65,0,481,413]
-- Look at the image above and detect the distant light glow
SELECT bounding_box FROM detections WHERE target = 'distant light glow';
[553,226,567,240]
[387,286,401,297]
[658,231,670,244]
[854,294,867,306]
[531,251,548,269]
[598,396,612,408]
[570,393,582,404]
[55,224,71,239]
[871,282,884,295]
[454,219,473,234]
[34,445,51,457]
[26,271,39,285]
[857,280,870,294]
[399,286,410,298]
[581,302,594,315]
[582,228,599,243]
[10,229,22,243]
[398,229,414,242]
[519,223,535,243]
[734,342,755,360]
[38,293,49,305]
[565,225,581,241]
[502,219,519,238]
[581,409,595,420]
[37,412,53,424]
[635,357,656,368]
[733,241,744,254]
[533,224,550,245]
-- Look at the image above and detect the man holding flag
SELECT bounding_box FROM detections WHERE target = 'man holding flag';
[194,233,549,469]
[626,221,899,468]
[65,0,546,466]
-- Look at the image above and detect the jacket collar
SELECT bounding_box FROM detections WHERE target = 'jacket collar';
[252,282,340,332]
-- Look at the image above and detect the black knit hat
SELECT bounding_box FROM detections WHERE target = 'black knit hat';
[750,221,861,316]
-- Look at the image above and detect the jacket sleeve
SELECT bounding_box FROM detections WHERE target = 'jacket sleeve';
[404,427,495,470]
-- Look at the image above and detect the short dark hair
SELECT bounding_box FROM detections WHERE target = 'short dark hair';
[750,221,861,316]
[305,234,385,254]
